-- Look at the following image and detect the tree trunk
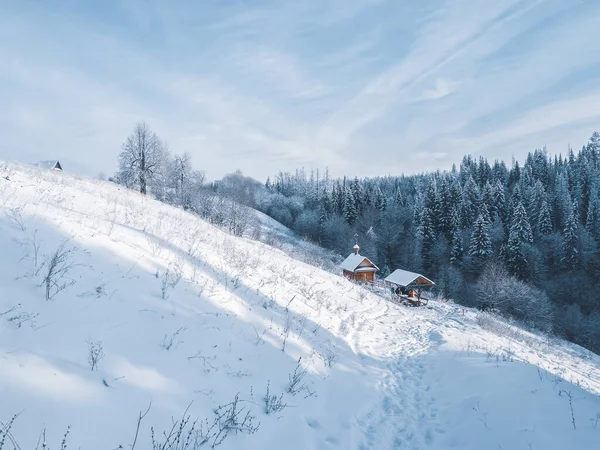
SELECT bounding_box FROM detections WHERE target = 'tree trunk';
[140,145,147,195]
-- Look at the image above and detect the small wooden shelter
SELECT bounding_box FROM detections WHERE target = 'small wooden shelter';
[384,269,434,305]
[340,243,379,283]
[35,160,63,171]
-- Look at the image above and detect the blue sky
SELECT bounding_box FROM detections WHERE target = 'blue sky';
[1,0,600,181]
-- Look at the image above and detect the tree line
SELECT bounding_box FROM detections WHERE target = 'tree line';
[112,122,600,354]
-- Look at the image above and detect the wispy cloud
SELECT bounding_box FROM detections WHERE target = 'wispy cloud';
[421,78,462,100]
[0,0,599,180]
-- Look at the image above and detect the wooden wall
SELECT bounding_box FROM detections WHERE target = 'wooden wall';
[343,269,375,283]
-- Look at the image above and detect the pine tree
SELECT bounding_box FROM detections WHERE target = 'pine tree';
[394,187,405,207]
[478,202,491,225]
[319,189,332,225]
[342,187,357,225]
[588,131,600,168]
[462,176,480,227]
[528,180,547,233]
[469,214,492,258]
[350,178,364,216]
[510,201,533,244]
[424,181,440,231]
[417,206,437,268]
[561,204,580,271]
[490,213,506,252]
[331,181,342,215]
[374,186,387,211]
[537,200,553,236]
[482,181,496,218]
[451,207,461,234]
[493,180,506,219]
[586,188,600,239]
[439,178,454,238]
[450,229,463,265]
[507,184,522,225]
[504,227,528,278]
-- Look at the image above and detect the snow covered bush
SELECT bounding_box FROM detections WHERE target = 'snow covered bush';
[41,242,77,300]
[263,381,287,415]
[162,327,186,351]
[87,340,105,371]
[4,206,26,231]
[475,262,554,331]
[287,357,309,396]
[212,394,260,445]
[161,263,182,299]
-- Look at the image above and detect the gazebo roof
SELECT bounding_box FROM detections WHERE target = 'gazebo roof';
[384,269,434,288]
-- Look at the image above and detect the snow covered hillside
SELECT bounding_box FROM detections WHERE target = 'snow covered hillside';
[1,162,599,450]
[253,209,340,273]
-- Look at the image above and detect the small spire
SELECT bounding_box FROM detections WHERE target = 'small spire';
[353,243,360,255]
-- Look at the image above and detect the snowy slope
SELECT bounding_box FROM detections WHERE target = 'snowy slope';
[0,162,599,450]
[252,209,340,273]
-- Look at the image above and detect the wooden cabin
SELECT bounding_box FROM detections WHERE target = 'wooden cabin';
[340,244,379,283]
[384,269,434,305]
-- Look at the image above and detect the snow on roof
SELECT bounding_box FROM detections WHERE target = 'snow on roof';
[384,269,434,287]
[35,160,62,170]
[339,253,379,272]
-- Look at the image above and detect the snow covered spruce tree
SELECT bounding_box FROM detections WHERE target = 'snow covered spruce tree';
[561,203,580,272]
[504,228,528,279]
[469,213,492,260]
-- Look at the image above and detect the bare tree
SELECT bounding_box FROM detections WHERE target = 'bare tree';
[117,122,166,195]
[170,152,193,207]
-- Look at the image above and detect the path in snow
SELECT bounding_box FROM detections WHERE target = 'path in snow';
[354,307,444,449]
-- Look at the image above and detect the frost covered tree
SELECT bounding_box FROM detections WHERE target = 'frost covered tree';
[417,206,437,270]
[509,201,533,244]
[537,199,553,236]
[394,187,405,207]
[482,181,496,218]
[469,214,492,259]
[504,228,528,278]
[450,229,463,265]
[373,186,387,211]
[586,188,600,240]
[170,152,193,206]
[117,122,166,195]
[342,186,357,225]
[561,203,580,271]
[461,176,480,227]
[493,180,506,219]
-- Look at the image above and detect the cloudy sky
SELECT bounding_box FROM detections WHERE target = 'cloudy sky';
[1,0,599,181]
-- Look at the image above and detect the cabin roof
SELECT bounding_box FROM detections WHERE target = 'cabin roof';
[35,160,62,170]
[384,269,434,287]
[339,253,380,272]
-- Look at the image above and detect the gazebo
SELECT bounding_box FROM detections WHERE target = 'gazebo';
[384,269,434,305]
